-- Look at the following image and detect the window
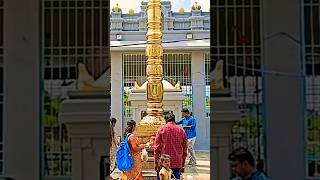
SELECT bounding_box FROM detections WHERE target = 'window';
[41,0,109,177]
[211,0,264,165]
[122,53,192,120]
[304,1,320,178]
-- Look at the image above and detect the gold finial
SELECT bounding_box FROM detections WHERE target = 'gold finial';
[129,8,134,15]
[192,1,201,11]
[112,3,122,13]
[179,8,185,14]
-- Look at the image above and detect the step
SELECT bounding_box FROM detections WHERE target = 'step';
[142,170,157,180]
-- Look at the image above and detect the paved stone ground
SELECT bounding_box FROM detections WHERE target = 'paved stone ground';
[182,151,210,180]
[110,151,210,180]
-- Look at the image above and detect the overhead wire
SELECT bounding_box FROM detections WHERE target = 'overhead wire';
[110,37,210,47]
[112,37,319,78]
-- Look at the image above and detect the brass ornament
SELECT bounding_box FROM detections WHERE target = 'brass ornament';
[128,9,134,15]
[112,3,122,13]
[179,8,185,14]
[191,1,201,11]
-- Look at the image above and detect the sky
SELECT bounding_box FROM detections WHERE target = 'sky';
[111,0,210,14]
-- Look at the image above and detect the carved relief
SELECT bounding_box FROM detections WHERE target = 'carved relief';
[146,45,163,57]
[147,65,163,75]
[147,83,163,101]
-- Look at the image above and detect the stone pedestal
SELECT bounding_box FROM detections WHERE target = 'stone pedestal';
[59,91,110,180]
[135,124,163,171]
[128,92,185,123]
[211,92,240,180]
[129,84,185,174]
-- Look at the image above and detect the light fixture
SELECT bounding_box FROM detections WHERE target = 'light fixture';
[186,33,193,39]
[116,34,122,40]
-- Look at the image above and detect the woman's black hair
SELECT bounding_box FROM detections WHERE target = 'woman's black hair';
[123,120,136,137]
[164,113,176,123]
[110,117,117,124]
[110,117,117,141]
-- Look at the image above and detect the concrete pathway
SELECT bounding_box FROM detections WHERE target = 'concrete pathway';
[182,151,210,180]
[110,151,211,180]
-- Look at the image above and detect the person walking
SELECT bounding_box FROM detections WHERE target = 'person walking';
[154,113,188,180]
[121,120,145,180]
[110,117,119,173]
[177,108,197,166]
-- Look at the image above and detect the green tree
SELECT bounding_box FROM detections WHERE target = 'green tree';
[233,115,262,138]
[43,90,64,127]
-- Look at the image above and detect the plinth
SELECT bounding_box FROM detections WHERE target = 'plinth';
[211,90,240,179]
[135,124,163,144]
[135,116,164,171]
[59,91,110,180]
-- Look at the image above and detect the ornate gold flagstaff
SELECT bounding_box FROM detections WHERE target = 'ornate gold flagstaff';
[135,0,164,170]
[139,0,165,125]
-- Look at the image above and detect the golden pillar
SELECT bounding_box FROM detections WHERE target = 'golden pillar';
[135,0,164,170]
[140,0,165,125]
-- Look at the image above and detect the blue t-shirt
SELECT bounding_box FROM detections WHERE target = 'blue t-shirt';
[231,172,268,180]
[177,115,196,139]
[251,171,268,180]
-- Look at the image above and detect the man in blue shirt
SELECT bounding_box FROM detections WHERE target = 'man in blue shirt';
[229,147,268,180]
[177,108,197,166]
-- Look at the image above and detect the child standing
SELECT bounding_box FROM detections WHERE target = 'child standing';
[159,154,175,180]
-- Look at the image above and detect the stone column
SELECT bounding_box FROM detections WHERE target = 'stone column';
[263,0,305,179]
[211,94,240,180]
[111,52,123,134]
[60,92,110,180]
[191,51,209,150]
[4,0,40,179]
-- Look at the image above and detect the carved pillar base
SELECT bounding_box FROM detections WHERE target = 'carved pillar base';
[135,123,163,171]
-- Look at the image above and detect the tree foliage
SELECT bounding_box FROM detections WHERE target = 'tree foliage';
[43,90,65,127]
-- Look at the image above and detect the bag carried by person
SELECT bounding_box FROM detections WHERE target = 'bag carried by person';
[110,167,122,179]
[141,148,149,162]
[116,133,134,171]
